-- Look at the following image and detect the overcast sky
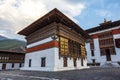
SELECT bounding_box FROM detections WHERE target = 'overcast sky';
[0,0,120,39]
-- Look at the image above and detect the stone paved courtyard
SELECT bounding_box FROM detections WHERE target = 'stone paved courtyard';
[0,67,120,80]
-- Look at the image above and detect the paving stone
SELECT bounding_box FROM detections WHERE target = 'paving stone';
[0,67,120,80]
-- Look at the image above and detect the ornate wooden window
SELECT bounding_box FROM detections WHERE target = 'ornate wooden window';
[60,37,69,55]
[81,45,86,59]
[76,43,81,57]
[68,40,72,55]
[99,31,116,55]
[59,36,84,58]
[100,47,115,56]
[99,38,114,46]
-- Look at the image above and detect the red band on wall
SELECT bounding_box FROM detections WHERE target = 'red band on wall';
[27,40,59,53]
[112,28,120,35]
[91,34,98,39]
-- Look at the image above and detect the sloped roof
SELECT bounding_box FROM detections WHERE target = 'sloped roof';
[86,20,120,33]
[18,8,90,39]
[0,50,25,54]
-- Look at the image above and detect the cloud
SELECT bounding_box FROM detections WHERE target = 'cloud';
[0,29,26,41]
[0,0,85,33]
[95,9,111,18]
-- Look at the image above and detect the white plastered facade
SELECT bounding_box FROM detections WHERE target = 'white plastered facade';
[21,37,88,71]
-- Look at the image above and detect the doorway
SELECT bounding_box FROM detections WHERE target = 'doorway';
[105,49,111,61]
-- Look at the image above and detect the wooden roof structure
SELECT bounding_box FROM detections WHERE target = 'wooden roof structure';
[86,20,120,33]
[18,8,90,40]
[0,50,25,54]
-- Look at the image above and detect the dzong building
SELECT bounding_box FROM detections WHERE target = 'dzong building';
[18,8,91,71]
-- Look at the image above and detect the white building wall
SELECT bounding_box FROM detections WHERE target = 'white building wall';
[54,57,88,71]
[0,63,2,70]
[86,38,102,64]
[85,43,92,63]
[21,47,88,71]
[112,34,120,62]
[21,48,56,71]
[14,63,20,69]
[93,38,101,63]
[77,58,82,67]
[6,63,12,69]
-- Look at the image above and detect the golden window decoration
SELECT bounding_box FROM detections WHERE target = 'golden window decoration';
[81,45,86,59]
[60,37,69,55]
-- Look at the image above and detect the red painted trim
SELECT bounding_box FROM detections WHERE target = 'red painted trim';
[91,34,98,39]
[27,40,59,53]
[112,28,120,35]
[91,28,120,38]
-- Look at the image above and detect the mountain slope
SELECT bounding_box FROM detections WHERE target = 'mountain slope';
[0,35,8,40]
[0,36,26,53]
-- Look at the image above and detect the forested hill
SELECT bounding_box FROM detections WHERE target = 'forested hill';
[0,35,26,53]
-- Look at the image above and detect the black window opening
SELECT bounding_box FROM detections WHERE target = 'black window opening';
[63,57,67,67]
[91,50,94,56]
[73,58,77,67]
[92,59,95,63]
[81,58,84,66]
[29,59,32,67]
[41,57,46,67]
[12,63,14,68]
[19,63,22,67]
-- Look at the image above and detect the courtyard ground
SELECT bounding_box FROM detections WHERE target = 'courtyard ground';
[0,67,120,80]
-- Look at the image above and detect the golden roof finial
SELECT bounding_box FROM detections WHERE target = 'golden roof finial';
[104,18,107,23]
[99,19,112,26]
